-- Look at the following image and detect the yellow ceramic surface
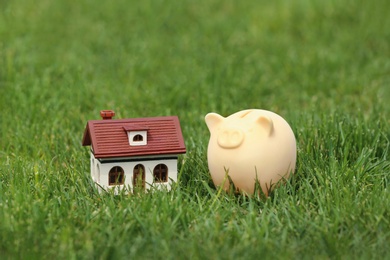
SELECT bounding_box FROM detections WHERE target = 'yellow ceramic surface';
[205,109,296,196]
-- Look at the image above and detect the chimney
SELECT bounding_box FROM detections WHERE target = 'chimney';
[100,110,115,120]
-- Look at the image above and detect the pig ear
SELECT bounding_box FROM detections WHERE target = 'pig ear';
[256,116,274,136]
[205,113,224,131]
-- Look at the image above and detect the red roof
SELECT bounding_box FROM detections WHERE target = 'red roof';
[82,116,186,159]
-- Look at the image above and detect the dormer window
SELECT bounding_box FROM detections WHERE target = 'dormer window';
[133,134,143,142]
[129,131,147,146]
[123,125,149,146]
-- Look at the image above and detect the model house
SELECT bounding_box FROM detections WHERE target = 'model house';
[82,110,186,192]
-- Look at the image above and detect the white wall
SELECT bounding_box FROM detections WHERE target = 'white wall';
[90,152,178,192]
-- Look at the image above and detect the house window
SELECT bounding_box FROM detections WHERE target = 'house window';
[133,164,145,189]
[97,164,100,183]
[153,164,168,183]
[91,158,95,180]
[133,134,143,142]
[109,166,125,185]
[127,130,147,146]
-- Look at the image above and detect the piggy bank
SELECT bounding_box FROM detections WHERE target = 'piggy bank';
[205,109,296,196]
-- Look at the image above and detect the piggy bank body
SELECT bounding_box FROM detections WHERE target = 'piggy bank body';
[205,109,296,196]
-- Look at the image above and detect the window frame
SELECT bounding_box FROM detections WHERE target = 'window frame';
[153,164,168,183]
[133,134,144,142]
[108,166,125,186]
[133,164,145,189]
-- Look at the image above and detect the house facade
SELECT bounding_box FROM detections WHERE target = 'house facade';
[82,110,186,192]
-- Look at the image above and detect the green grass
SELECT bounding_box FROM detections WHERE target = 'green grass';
[1,0,389,259]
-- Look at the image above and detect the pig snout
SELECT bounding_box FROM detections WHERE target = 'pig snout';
[217,128,244,148]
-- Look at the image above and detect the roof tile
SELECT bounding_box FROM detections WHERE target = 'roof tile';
[82,116,186,158]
